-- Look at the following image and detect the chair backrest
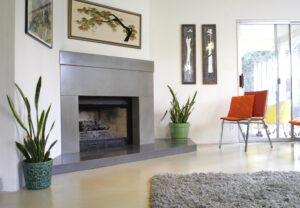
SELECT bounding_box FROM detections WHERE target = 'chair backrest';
[244,90,268,117]
[227,95,255,119]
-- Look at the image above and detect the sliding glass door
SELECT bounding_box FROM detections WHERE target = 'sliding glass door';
[276,24,292,139]
[292,25,300,138]
[238,22,300,141]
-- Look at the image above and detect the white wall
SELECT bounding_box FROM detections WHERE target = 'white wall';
[0,0,150,191]
[0,0,19,192]
[2,0,300,192]
[14,0,64,161]
[14,0,151,159]
[151,0,300,144]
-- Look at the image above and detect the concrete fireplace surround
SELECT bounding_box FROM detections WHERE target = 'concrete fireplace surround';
[60,51,155,154]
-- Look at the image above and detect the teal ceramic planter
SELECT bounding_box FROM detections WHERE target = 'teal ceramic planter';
[23,159,53,190]
[169,123,190,142]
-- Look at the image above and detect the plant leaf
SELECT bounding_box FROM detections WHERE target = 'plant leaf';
[161,110,168,121]
[34,76,42,124]
[44,151,50,162]
[42,105,51,143]
[24,97,34,138]
[37,110,45,139]
[46,121,55,143]
[16,142,30,161]
[24,138,37,162]
[15,84,33,136]
[7,96,30,136]
[44,140,57,161]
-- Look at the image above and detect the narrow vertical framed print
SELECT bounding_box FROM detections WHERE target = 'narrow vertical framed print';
[182,24,196,84]
[25,0,53,48]
[202,24,217,84]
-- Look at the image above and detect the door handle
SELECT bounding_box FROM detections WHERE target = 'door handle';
[239,74,244,88]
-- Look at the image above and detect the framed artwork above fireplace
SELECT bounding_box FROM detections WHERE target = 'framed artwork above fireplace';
[68,0,142,49]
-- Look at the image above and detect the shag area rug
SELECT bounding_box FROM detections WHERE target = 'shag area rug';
[150,171,300,208]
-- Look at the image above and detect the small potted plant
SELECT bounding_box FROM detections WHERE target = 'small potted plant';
[7,76,57,190]
[162,85,197,142]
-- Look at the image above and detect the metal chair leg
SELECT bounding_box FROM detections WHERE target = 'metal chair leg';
[281,124,288,138]
[256,124,263,137]
[263,120,273,148]
[291,124,294,139]
[245,121,250,152]
[237,122,246,142]
[219,120,225,149]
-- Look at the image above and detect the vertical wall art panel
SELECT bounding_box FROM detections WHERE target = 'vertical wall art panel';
[202,24,217,84]
[181,24,196,84]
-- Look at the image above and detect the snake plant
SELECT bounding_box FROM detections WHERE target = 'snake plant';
[162,85,197,123]
[7,76,57,163]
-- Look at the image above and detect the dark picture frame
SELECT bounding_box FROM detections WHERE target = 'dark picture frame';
[181,24,196,84]
[202,24,217,84]
[25,0,53,48]
[68,0,142,49]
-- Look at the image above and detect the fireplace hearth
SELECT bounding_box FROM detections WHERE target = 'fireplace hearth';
[54,51,196,174]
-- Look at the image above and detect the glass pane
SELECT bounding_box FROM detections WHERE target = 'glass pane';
[240,25,277,140]
[276,25,292,138]
[292,24,300,138]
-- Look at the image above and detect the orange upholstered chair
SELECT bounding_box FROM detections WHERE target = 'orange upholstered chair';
[219,95,255,151]
[290,119,300,125]
[220,90,273,152]
[289,119,300,139]
[243,90,273,151]
[245,90,268,117]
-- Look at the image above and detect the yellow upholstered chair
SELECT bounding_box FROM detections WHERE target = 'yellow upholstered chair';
[264,100,291,124]
[264,100,291,137]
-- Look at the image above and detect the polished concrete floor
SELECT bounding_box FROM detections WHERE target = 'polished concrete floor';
[1,142,300,208]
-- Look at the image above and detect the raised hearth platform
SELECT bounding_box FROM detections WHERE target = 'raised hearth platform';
[52,139,197,174]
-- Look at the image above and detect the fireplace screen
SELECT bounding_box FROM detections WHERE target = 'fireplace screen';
[79,97,132,149]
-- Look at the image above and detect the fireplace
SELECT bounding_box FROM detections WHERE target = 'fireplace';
[60,51,154,154]
[79,96,133,151]
[54,52,197,173]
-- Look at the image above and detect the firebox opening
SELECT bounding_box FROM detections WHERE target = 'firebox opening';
[79,96,133,151]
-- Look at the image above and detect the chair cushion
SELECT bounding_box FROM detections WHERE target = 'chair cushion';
[227,95,255,119]
[245,90,268,117]
[289,119,300,126]
[221,117,245,121]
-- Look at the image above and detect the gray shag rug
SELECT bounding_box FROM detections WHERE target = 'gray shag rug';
[150,171,300,208]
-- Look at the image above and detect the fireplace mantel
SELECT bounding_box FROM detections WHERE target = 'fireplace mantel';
[60,51,154,154]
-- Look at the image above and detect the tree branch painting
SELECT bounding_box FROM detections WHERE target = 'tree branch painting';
[76,7,137,42]
[69,0,141,48]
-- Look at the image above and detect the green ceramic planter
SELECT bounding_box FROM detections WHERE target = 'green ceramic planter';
[169,123,190,142]
[23,159,53,190]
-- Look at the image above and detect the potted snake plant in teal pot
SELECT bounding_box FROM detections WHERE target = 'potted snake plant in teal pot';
[162,85,197,142]
[7,76,57,190]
